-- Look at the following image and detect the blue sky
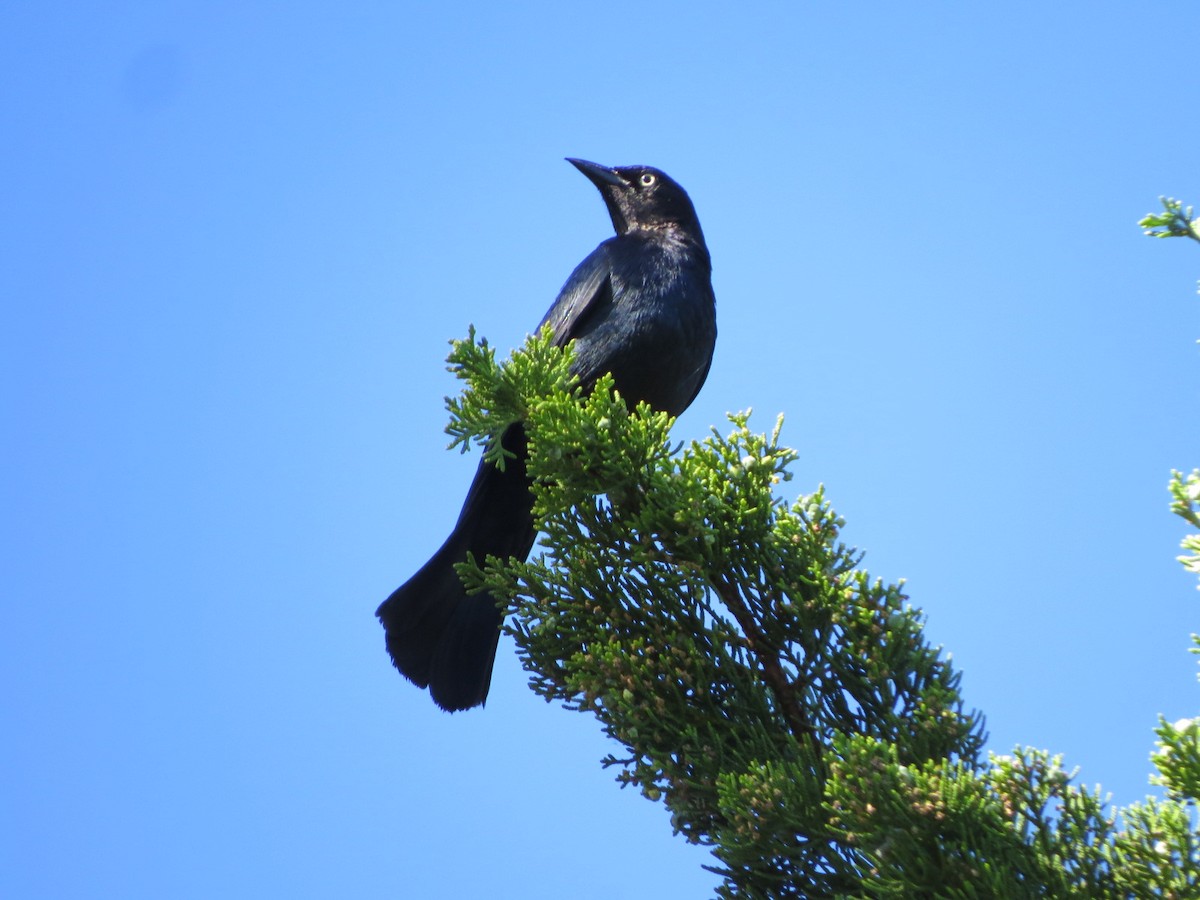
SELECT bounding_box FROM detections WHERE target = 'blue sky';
[4,4,1200,897]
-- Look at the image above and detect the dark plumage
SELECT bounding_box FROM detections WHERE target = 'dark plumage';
[377,158,717,711]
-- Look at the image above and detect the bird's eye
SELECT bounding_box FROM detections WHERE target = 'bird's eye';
[639,173,656,187]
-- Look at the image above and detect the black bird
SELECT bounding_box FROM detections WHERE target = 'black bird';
[377,159,717,711]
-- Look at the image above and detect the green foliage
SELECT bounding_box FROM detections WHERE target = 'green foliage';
[1170,470,1200,590]
[443,324,580,469]
[827,744,1116,897]
[442,328,1200,897]
[1171,470,1200,531]
[1139,197,1200,244]
[1108,796,1200,896]
[1151,711,1200,804]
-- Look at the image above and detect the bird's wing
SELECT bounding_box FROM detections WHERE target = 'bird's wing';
[681,349,713,411]
[536,245,615,347]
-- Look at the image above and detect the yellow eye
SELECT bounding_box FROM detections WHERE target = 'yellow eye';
[639,173,656,187]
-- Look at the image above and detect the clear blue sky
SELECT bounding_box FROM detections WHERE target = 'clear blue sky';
[4,4,1199,897]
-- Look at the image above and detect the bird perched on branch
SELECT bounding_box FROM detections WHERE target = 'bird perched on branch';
[378,158,717,711]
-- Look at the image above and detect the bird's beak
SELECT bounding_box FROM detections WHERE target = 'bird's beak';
[566,158,624,188]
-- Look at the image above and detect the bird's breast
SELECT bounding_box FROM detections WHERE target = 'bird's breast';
[571,246,715,417]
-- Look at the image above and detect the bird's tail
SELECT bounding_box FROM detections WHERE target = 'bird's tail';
[377,425,536,711]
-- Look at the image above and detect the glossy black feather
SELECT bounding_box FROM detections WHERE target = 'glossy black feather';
[377,159,716,711]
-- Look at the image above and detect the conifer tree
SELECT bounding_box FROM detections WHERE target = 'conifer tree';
[427,198,1200,894]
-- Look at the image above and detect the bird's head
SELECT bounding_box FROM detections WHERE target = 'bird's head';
[566,158,704,241]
